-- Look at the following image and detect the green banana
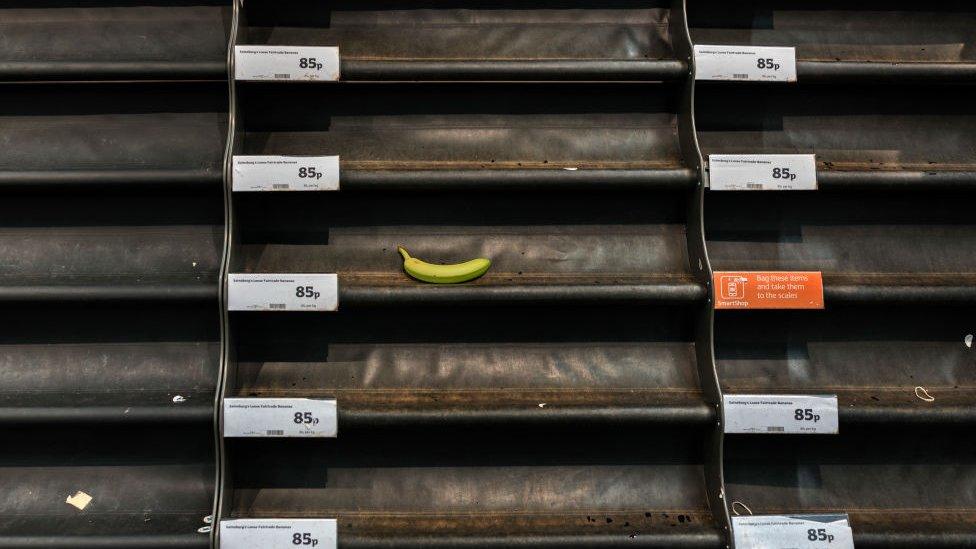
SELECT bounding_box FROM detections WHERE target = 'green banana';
[398,246,491,284]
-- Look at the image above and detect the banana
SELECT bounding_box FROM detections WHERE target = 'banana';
[398,246,491,284]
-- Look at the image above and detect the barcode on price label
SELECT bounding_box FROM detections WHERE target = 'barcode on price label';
[235,45,340,81]
[220,518,337,549]
[709,154,817,191]
[223,398,338,438]
[723,394,839,434]
[694,45,797,82]
[233,156,340,192]
[733,514,854,549]
[228,274,338,312]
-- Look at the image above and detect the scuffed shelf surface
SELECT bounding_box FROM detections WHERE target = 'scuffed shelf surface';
[725,425,976,547]
[240,0,683,81]
[0,2,229,81]
[0,301,219,422]
[689,1,976,81]
[717,304,976,425]
[227,429,721,546]
[0,426,214,545]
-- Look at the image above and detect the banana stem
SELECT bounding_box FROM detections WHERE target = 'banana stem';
[397,246,411,261]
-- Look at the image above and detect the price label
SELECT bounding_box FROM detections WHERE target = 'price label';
[694,45,797,82]
[235,46,340,81]
[220,518,337,549]
[733,514,854,549]
[233,156,339,192]
[223,398,338,438]
[709,154,817,191]
[724,394,838,434]
[228,274,338,312]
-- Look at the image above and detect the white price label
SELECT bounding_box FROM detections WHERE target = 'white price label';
[233,156,339,192]
[709,154,817,191]
[694,45,797,82]
[228,274,338,312]
[220,518,337,549]
[724,394,838,434]
[733,514,854,549]
[235,45,340,81]
[223,398,338,438]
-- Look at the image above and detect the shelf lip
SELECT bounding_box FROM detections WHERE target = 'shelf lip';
[336,58,688,82]
[337,532,724,548]
[797,60,976,82]
[816,169,976,190]
[0,534,209,548]
[339,168,697,191]
[0,61,227,82]
[0,169,222,191]
[0,405,213,425]
[823,283,976,304]
[337,281,707,306]
[0,280,217,303]
[338,405,715,428]
[853,530,976,547]
[839,406,976,425]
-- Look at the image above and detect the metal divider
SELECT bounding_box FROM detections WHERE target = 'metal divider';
[671,2,731,547]
[212,1,244,547]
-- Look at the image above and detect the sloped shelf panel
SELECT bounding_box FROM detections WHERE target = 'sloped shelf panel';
[696,83,976,190]
[0,301,218,424]
[0,23,227,546]
[687,0,976,81]
[238,83,698,192]
[0,83,226,294]
[225,427,722,548]
[239,0,687,81]
[717,305,976,425]
[232,303,710,428]
[704,189,976,301]
[0,0,230,81]
[0,425,215,549]
[724,424,976,547]
[233,189,703,304]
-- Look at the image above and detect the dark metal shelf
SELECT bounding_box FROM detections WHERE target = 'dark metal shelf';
[0,169,222,192]
[0,533,209,549]
[0,2,229,83]
[0,279,218,303]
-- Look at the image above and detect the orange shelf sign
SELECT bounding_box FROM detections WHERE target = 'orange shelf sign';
[713,271,824,310]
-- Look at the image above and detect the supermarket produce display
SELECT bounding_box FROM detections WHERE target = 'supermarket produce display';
[1,1,974,548]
